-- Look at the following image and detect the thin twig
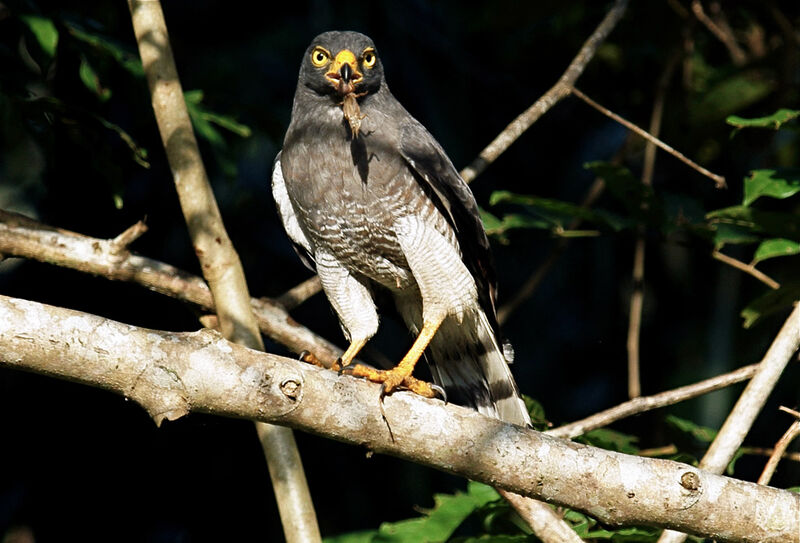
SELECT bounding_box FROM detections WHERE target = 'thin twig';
[276,276,323,310]
[127,3,320,541]
[657,302,800,543]
[626,51,679,400]
[110,220,148,253]
[548,363,759,439]
[627,235,645,398]
[779,406,800,418]
[744,447,800,464]
[690,1,747,66]
[459,0,629,183]
[639,445,679,457]
[757,408,800,485]
[571,87,727,189]
[712,250,780,290]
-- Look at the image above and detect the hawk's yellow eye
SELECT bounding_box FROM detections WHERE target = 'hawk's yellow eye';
[362,48,377,69]
[310,47,330,67]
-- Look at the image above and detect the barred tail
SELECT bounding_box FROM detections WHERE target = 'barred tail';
[427,311,530,427]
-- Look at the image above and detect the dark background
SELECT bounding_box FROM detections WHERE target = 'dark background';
[1,1,799,541]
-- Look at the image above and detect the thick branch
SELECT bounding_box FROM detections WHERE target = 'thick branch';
[0,211,344,366]
[658,302,800,543]
[0,211,573,541]
[0,295,797,543]
[459,0,629,183]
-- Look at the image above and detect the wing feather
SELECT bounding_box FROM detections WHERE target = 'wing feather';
[398,120,504,346]
[271,153,316,271]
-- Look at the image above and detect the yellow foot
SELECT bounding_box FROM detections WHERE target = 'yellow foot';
[299,350,344,371]
[347,364,444,399]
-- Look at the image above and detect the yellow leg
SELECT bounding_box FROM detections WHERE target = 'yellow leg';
[349,316,445,397]
[299,337,368,371]
[337,337,369,370]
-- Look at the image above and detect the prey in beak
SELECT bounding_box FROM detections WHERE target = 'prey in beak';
[326,50,363,95]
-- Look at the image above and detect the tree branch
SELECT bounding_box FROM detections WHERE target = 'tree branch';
[127,2,320,540]
[712,249,780,290]
[459,0,629,183]
[549,363,760,439]
[0,210,344,367]
[571,87,726,189]
[657,302,800,543]
[0,210,576,541]
[690,0,747,66]
[0,294,797,543]
[757,407,800,486]
[276,276,323,311]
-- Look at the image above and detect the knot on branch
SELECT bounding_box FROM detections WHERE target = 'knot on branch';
[129,363,190,426]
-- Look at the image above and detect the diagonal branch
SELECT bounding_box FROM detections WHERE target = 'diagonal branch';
[127,3,320,541]
[459,0,629,183]
[712,249,780,290]
[549,363,760,439]
[1,294,797,543]
[757,407,800,486]
[571,87,726,188]
[690,0,747,66]
[657,301,800,543]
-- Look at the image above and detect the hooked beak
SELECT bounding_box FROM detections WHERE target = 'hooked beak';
[326,50,362,95]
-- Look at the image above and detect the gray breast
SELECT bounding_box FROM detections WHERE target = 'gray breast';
[281,103,457,291]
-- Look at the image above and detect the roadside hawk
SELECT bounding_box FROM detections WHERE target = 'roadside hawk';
[272,31,530,426]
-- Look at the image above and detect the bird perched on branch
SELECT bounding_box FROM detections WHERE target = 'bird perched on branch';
[272,31,530,426]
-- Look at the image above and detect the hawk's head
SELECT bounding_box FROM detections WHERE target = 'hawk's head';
[299,31,384,99]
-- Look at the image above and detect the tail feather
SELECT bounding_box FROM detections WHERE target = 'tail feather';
[427,311,530,427]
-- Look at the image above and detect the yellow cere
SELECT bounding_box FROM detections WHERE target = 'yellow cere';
[333,49,357,66]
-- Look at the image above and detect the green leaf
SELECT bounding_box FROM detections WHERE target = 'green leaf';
[689,71,775,124]
[24,96,149,168]
[451,536,532,543]
[577,428,639,455]
[787,486,800,493]
[743,169,800,206]
[740,282,800,328]
[67,24,144,77]
[185,89,252,138]
[324,531,376,543]
[585,526,659,540]
[330,483,500,543]
[480,209,504,235]
[585,162,660,225]
[752,238,800,264]
[521,395,549,431]
[727,108,800,130]
[706,206,800,242]
[79,57,112,101]
[490,190,627,232]
[482,211,552,240]
[20,15,59,59]
[665,415,717,443]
